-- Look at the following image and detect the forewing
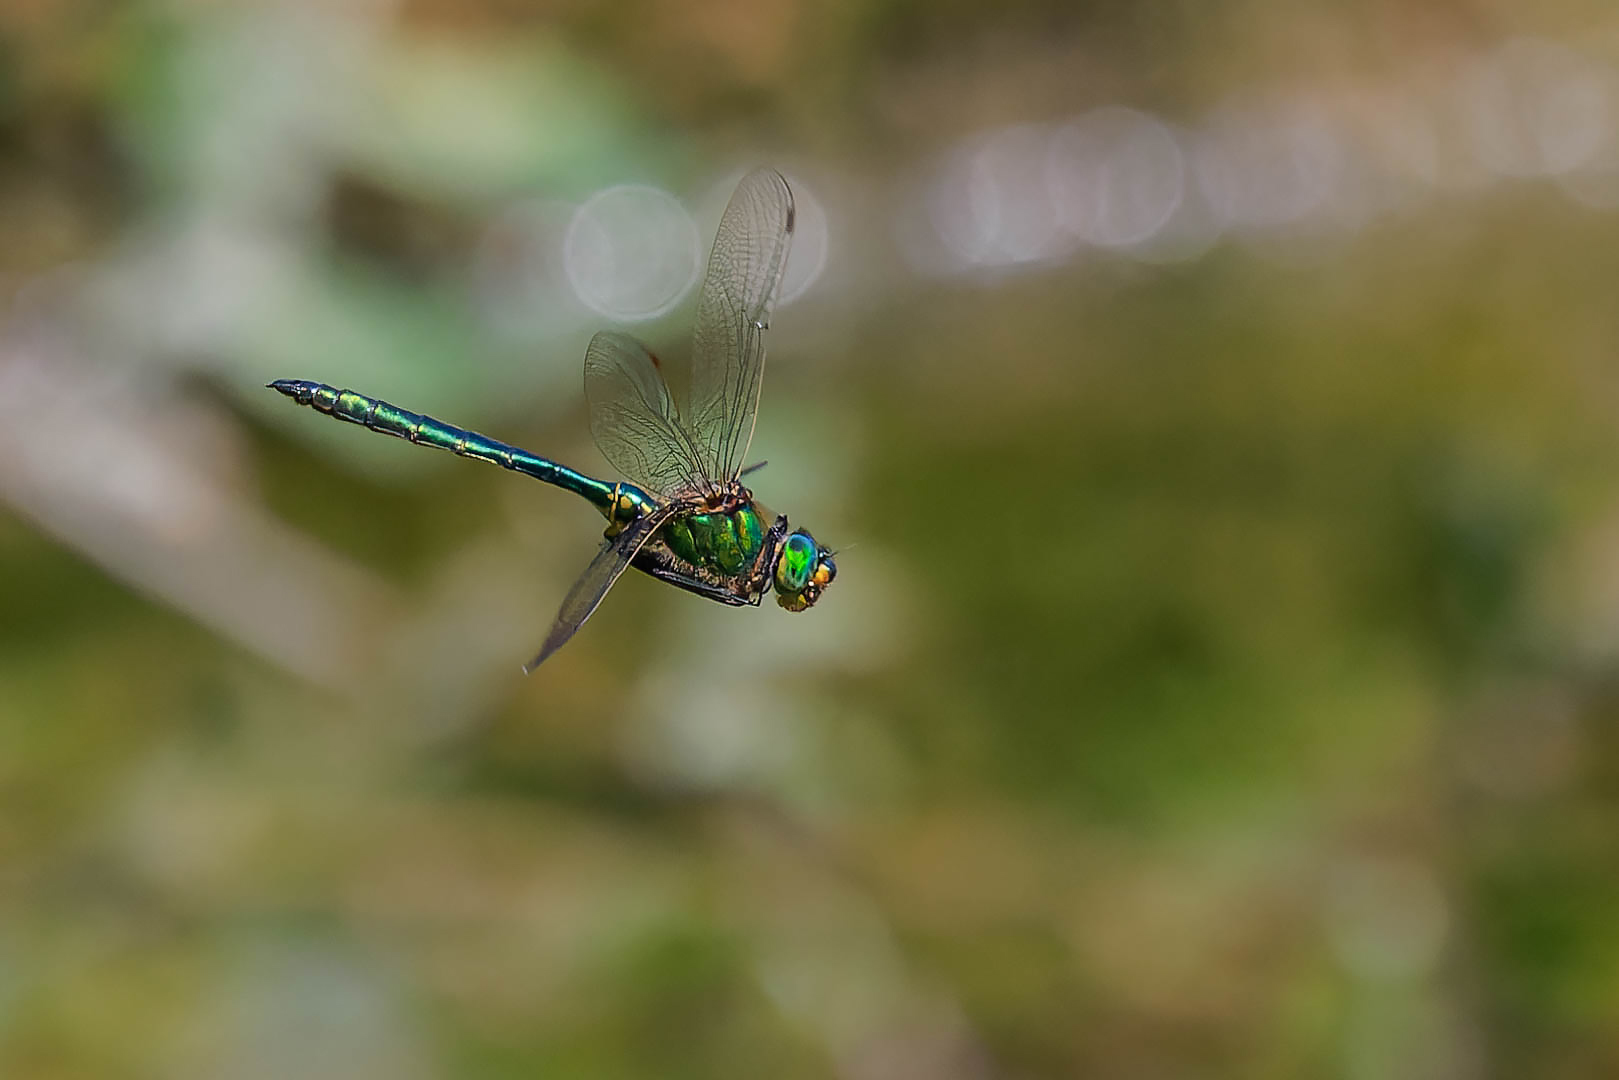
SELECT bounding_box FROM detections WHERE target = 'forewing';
[687,168,795,483]
[523,506,674,672]
[585,330,709,497]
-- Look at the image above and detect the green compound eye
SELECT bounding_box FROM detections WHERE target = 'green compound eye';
[775,532,817,595]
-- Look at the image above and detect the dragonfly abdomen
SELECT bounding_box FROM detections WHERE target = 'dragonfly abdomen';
[267,379,637,517]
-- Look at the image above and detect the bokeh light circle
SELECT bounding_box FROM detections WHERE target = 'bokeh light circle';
[1195,101,1344,231]
[1461,38,1614,179]
[1048,106,1185,249]
[564,184,701,321]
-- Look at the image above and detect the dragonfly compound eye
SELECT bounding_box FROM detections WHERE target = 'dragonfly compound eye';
[774,532,833,612]
[774,532,816,594]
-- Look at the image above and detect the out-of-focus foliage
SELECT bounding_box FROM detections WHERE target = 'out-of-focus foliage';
[4,1,1619,1077]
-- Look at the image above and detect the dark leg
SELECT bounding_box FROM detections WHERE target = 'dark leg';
[636,561,757,606]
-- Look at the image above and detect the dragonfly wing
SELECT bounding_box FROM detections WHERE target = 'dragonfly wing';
[523,505,675,673]
[686,168,795,483]
[585,330,711,497]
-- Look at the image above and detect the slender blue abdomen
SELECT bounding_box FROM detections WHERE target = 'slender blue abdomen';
[268,379,635,515]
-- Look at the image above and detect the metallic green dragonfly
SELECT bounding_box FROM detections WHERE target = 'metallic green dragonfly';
[269,168,835,672]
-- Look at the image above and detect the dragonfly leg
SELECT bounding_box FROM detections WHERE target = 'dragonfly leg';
[635,559,758,607]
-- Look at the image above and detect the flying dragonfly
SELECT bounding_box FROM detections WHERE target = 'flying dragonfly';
[269,168,836,671]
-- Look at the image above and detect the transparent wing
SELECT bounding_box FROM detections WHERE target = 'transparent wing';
[585,330,710,497]
[686,168,795,484]
[523,506,674,673]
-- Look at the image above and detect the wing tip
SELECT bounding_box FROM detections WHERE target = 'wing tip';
[522,638,561,674]
[772,168,796,234]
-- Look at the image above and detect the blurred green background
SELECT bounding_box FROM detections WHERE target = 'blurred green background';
[5,1,1619,1077]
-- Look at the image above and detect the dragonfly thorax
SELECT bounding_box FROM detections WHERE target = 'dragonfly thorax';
[662,502,768,578]
[702,479,753,512]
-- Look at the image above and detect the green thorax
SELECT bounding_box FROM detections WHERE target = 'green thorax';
[661,504,767,577]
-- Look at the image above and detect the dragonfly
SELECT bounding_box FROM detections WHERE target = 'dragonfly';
[269,168,835,672]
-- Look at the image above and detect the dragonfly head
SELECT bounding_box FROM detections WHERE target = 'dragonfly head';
[773,529,836,612]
